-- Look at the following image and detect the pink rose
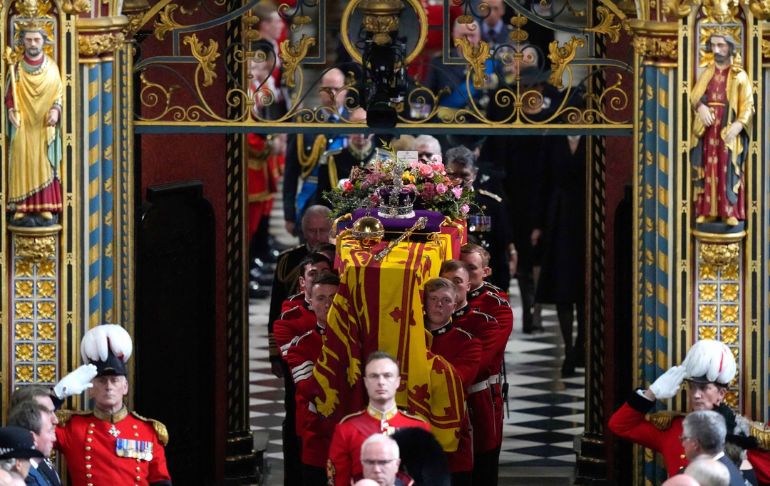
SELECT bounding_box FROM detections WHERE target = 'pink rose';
[452,186,463,199]
[430,163,445,174]
[418,164,434,177]
[342,180,354,192]
[436,183,448,194]
[461,203,470,214]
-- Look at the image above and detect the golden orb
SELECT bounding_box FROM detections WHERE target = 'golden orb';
[351,216,385,248]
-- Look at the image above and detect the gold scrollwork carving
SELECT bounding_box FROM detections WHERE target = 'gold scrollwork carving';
[632,36,678,61]
[15,323,34,340]
[586,6,622,43]
[280,36,316,90]
[702,0,740,23]
[183,35,219,88]
[15,302,33,320]
[37,344,56,361]
[15,281,33,299]
[454,37,491,89]
[698,325,718,339]
[720,304,738,323]
[38,280,55,298]
[698,283,717,301]
[14,234,56,262]
[38,365,56,383]
[721,326,739,344]
[15,344,34,361]
[79,32,126,57]
[37,301,56,320]
[724,390,738,408]
[750,0,770,19]
[61,0,91,14]
[38,260,56,277]
[15,365,34,383]
[38,322,56,340]
[548,37,586,90]
[700,242,740,270]
[154,4,184,41]
[698,304,717,322]
[720,283,738,301]
[662,0,697,17]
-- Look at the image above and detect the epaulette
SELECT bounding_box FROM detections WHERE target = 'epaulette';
[478,189,502,203]
[287,292,303,302]
[131,411,169,446]
[485,291,511,307]
[55,409,92,426]
[471,310,497,322]
[483,281,503,293]
[749,421,770,449]
[275,246,305,282]
[398,409,428,423]
[339,410,366,423]
[279,305,303,320]
[645,411,684,431]
[290,329,314,347]
[455,327,475,340]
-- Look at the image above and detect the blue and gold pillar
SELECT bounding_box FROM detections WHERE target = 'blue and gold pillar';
[630,20,678,483]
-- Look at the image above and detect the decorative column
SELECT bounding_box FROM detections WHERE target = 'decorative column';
[76,12,132,337]
[629,19,678,485]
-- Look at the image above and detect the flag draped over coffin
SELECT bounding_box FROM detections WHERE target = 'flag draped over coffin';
[313,233,464,451]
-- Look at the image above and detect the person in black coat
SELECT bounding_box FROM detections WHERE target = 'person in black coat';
[531,135,586,376]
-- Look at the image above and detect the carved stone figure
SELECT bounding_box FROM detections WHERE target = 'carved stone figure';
[5,1,63,227]
[690,32,753,230]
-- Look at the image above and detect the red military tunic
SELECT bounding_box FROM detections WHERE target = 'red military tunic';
[429,321,481,473]
[273,300,316,359]
[327,406,431,486]
[281,292,305,314]
[609,391,770,480]
[467,283,513,447]
[452,305,500,453]
[608,391,686,476]
[56,407,171,486]
[284,326,336,467]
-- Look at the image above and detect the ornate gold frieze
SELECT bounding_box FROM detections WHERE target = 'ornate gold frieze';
[359,0,404,46]
[79,32,126,57]
[629,20,678,63]
[700,241,741,270]
[61,0,90,14]
[14,232,57,263]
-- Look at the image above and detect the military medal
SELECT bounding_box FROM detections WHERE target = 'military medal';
[116,438,153,461]
[108,424,121,437]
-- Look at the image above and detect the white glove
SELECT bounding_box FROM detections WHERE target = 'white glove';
[80,324,132,363]
[53,364,97,399]
[649,365,686,400]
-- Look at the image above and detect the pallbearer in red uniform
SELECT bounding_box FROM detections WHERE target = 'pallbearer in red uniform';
[284,273,340,485]
[53,325,171,486]
[274,252,332,355]
[459,245,513,486]
[609,339,770,481]
[327,352,431,486]
[440,259,502,485]
[422,277,481,486]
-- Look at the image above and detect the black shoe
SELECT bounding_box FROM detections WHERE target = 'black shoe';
[561,356,576,377]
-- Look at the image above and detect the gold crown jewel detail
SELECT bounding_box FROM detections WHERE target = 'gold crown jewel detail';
[15,0,54,32]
